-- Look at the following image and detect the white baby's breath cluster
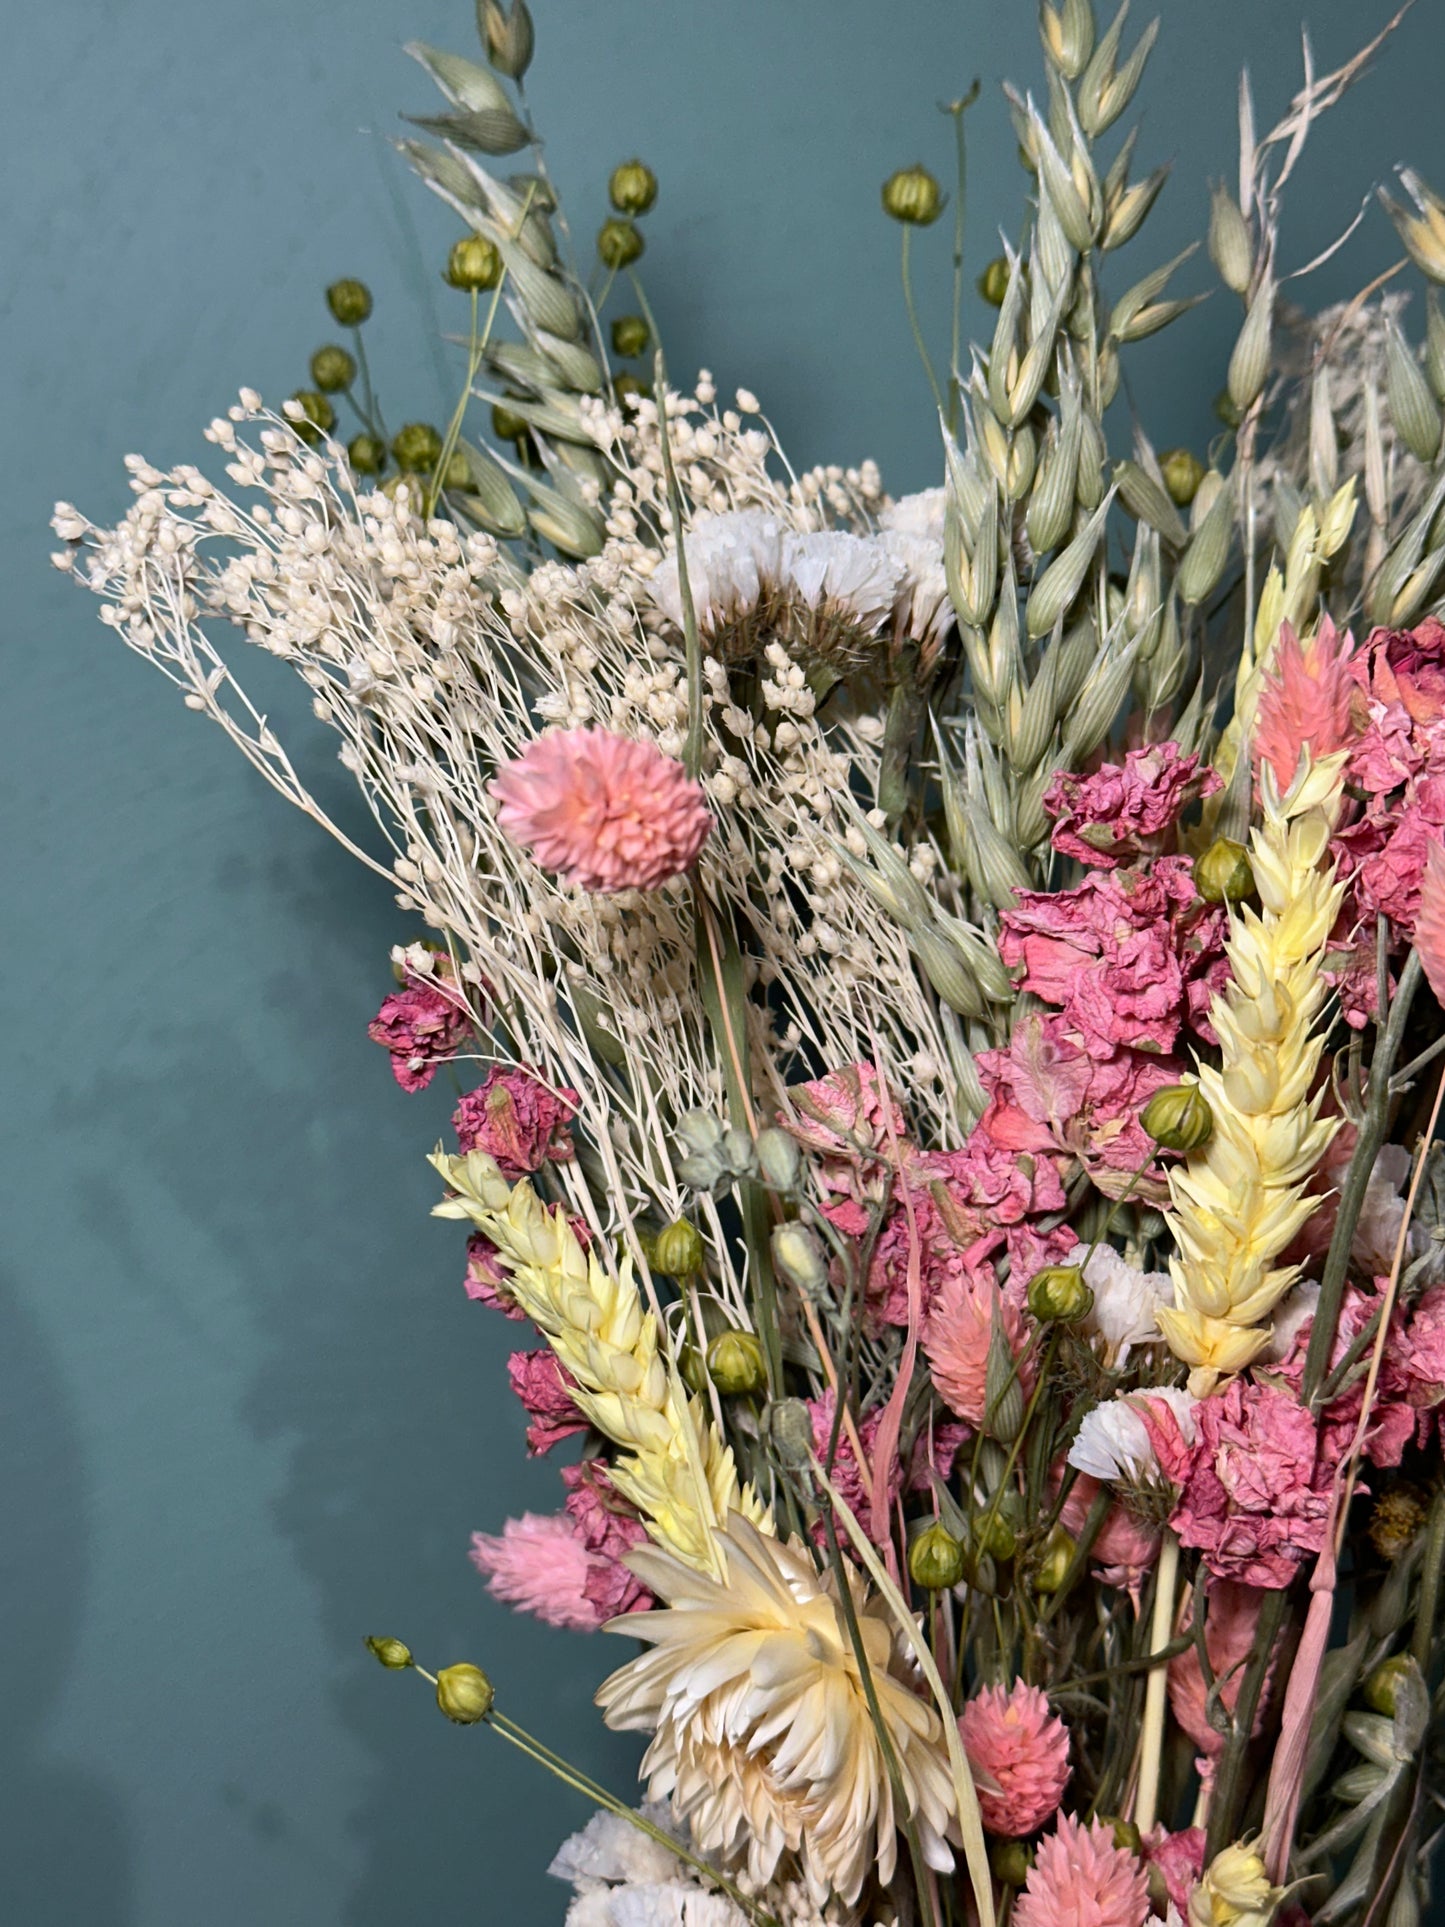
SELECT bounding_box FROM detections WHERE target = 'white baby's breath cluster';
[56,384,970,1318]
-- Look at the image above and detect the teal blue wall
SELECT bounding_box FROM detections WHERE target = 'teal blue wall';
[4,3,1439,1921]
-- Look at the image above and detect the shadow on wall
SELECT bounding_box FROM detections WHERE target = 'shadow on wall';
[0,1267,135,1923]
[53,773,637,1924]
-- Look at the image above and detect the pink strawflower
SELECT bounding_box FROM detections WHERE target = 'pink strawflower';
[507,1348,587,1455]
[560,1460,653,1619]
[469,1513,604,1630]
[1254,618,1359,790]
[490,727,712,893]
[1415,836,1445,1007]
[1015,1815,1149,1927]
[958,1681,1070,1836]
[1144,1380,1335,1589]
[367,969,472,1091]
[463,1232,525,1315]
[1144,1827,1207,1916]
[1045,742,1220,869]
[454,1067,579,1179]
[924,1271,1034,1427]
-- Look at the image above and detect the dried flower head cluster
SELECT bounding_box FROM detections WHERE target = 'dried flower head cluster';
[55,3,1445,1925]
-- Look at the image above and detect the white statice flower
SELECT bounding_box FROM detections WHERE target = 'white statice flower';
[597,1515,956,1908]
[1351,1142,1425,1278]
[549,1808,746,1927]
[878,486,946,545]
[1066,1242,1174,1367]
[1069,1386,1198,1484]
[880,530,952,649]
[649,508,785,636]
[780,530,902,634]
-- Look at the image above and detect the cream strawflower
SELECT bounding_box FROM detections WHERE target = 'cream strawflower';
[597,1514,957,1907]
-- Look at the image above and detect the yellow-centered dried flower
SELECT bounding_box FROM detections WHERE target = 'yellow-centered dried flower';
[1157,754,1347,1392]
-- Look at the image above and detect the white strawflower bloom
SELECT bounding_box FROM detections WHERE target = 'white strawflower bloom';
[650,509,785,635]
[878,487,946,544]
[781,530,901,633]
[549,1809,746,1927]
[1068,1387,1197,1483]
[597,1515,957,1907]
[1065,1242,1174,1367]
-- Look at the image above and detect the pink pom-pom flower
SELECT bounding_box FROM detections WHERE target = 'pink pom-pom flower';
[1015,1815,1149,1927]
[490,727,712,893]
[958,1680,1070,1836]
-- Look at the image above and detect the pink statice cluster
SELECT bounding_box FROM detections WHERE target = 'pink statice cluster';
[454,1066,579,1179]
[1044,742,1220,869]
[958,1679,1070,1836]
[469,1460,650,1630]
[368,960,473,1091]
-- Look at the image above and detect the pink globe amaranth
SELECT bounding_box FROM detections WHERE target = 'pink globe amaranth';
[490,726,712,893]
[958,1680,1070,1836]
[1015,1815,1149,1927]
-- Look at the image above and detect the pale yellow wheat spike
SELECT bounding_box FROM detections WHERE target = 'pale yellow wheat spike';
[429,1150,771,1576]
[1158,751,1347,1394]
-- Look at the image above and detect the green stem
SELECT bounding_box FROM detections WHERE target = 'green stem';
[901,226,947,421]
[1411,1486,1445,1672]
[351,325,385,442]
[1301,951,1422,1407]
[946,83,979,433]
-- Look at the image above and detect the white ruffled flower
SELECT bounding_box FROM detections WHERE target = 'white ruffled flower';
[1066,1242,1174,1366]
[649,509,785,634]
[1259,1280,1320,1363]
[1068,1386,1197,1483]
[549,1808,746,1927]
[878,486,946,545]
[1351,1142,1424,1278]
[780,530,901,633]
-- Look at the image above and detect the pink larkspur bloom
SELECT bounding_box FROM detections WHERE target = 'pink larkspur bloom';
[807,1392,900,1544]
[1045,742,1220,870]
[454,1067,579,1180]
[1145,1827,1207,1916]
[1057,1473,1161,1602]
[490,727,712,893]
[781,1062,909,1206]
[1144,1380,1335,1589]
[469,1512,605,1630]
[367,970,472,1091]
[1015,1815,1149,1927]
[463,1232,525,1316]
[507,1348,587,1455]
[1167,1581,1270,1782]
[1416,837,1445,1008]
[1268,1283,1414,1469]
[560,1461,652,1619]
[1400,1285,1445,1411]
[1254,618,1359,791]
[976,1010,1181,1202]
[958,1681,1070,1836]
[1000,858,1229,1061]
[924,1272,1035,1427]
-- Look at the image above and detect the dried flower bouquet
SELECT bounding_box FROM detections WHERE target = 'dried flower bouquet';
[52,3,1445,1924]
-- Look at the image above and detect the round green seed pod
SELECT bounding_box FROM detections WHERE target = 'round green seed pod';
[882,164,944,226]
[597,219,645,270]
[1026,1264,1093,1324]
[1194,837,1255,905]
[1159,447,1206,508]
[609,160,658,216]
[289,390,335,443]
[347,433,387,476]
[908,1522,966,1591]
[391,422,445,473]
[652,1219,704,1277]
[611,314,651,358]
[706,1329,767,1397]
[447,234,503,291]
[978,255,1011,306]
[1141,1083,1214,1153]
[310,344,357,393]
[434,1662,495,1725]
[326,278,372,326]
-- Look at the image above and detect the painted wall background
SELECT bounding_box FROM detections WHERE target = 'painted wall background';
[3,2,1440,1921]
